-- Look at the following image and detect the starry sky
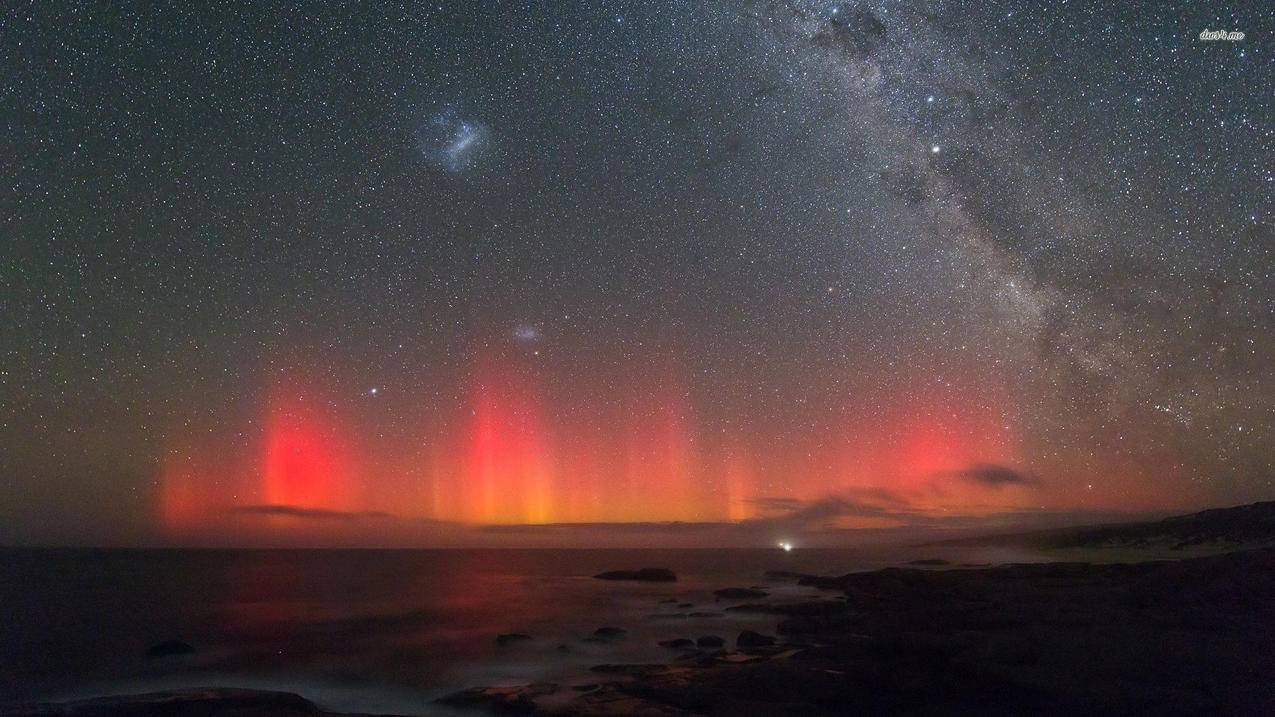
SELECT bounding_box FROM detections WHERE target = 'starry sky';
[2,1,1271,546]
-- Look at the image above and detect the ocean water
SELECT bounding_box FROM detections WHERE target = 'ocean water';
[0,546,1040,714]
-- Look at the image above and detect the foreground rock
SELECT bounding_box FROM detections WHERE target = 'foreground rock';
[735,630,776,648]
[658,638,694,649]
[2,688,393,717]
[694,635,724,648]
[592,568,677,582]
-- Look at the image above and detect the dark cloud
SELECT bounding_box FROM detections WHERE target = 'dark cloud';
[954,464,1037,488]
[748,496,805,512]
[743,496,892,528]
[230,505,397,521]
[471,494,908,540]
[479,521,733,535]
[425,492,1149,548]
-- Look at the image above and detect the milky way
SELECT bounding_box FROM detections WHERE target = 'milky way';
[1,1,1270,545]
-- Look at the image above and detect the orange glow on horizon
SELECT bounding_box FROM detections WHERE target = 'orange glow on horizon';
[155,362,1053,539]
[458,365,554,524]
[262,391,358,511]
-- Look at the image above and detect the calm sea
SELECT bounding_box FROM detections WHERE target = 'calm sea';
[0,546,1039,714]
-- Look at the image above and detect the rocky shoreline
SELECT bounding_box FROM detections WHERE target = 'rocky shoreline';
[440,548,1275,715]
[7,548,1274,716]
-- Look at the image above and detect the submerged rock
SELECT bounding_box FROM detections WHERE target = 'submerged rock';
[495,633,533,645]
[695,635,724,648]
[713,587,768,599]
[724,603,776,613]
[736,630,777,648]
[658,638,695,649]
[593,568,677,582]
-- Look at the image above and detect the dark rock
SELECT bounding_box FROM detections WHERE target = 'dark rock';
[691,652,723,666]
[144,639,194,659]
[736,630,777,648]
[688,611,723,618]
[907,558,951,566]
[593,626,627,638]
[588,664,668,677]
[696,635,724,648]
[495,633,532,645]
[677,602,695,608]
[437,683,557,713]
[727,601,849,617]
[797,574,840,589]
[8,689,319,717]
[672,649,714,663]
[593,568,677,582]
[658,638,694,649]
[713,587,768,599]
[724,603,776,613]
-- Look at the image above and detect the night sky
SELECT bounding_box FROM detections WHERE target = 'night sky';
[2,1,1271,546]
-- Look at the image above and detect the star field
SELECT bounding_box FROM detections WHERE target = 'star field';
[1,1,1271,544]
